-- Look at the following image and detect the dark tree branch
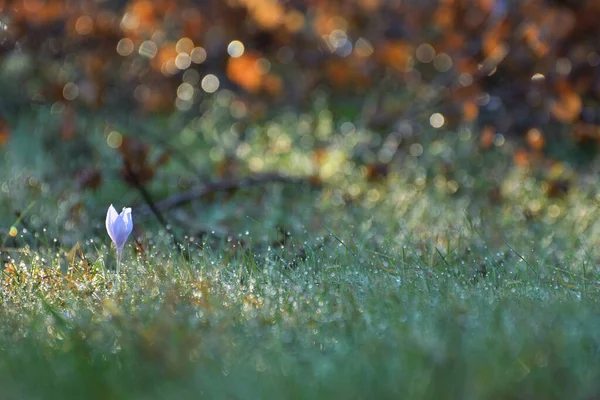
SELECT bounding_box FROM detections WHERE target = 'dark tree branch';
[139,173,317,215]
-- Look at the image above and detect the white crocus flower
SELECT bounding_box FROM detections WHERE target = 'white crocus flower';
[106,204,133,272]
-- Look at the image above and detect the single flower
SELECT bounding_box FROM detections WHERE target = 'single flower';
[106,204,133,272]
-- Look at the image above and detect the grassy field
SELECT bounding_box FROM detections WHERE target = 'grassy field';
[1,105,599,399]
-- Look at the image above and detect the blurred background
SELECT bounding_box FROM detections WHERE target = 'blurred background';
[1,0,598,130]
[0,0,599,242]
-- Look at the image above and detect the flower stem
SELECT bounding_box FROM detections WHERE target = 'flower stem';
[116,247,122,274]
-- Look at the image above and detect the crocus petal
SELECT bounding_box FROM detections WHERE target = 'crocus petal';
[121,207,133,233]
[106,204,119,244]
[112,215,127,249]
[113,208,133,249]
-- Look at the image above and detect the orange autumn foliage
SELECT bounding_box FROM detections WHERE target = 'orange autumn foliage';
[526,128,545,151]
[552,81,582,123]
[227,53,263,93]
[1,0,600,157]
[377,41,413,72]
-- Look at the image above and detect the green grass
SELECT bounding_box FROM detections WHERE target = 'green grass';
[1,104,600,399]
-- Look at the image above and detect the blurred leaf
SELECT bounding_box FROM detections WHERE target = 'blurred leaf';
[551,81,582,123]
[526,128,545,151]
[462,101,479,123]
[377,40,413,72]
[480,126,495,149]
[227,53,264,93]
[0,119,10,147]
[513,149,531,169]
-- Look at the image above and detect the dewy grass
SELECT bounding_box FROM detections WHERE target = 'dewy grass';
[0,107,599,398]
[0,216,599,399]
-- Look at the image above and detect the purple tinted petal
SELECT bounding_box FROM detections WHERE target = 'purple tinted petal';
[112,216,127,249]
[110,207,133,249]
[106,204,119,244]
[121,207,133,235]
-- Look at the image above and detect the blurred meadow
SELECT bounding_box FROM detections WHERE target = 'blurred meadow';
[1,0,600,398]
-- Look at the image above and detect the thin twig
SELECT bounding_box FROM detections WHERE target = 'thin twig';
[123,160,187,257]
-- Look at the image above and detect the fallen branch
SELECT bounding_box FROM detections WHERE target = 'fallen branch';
[139,173,317,215]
